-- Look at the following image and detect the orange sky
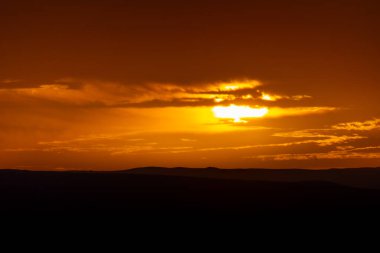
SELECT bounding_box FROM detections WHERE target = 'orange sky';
[1,0,380,170]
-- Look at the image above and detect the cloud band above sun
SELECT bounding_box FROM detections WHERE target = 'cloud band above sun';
[0,78,336,121]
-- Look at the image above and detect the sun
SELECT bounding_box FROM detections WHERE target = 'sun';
[212,104,269,123]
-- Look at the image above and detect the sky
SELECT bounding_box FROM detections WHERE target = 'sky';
[1,0,380,170]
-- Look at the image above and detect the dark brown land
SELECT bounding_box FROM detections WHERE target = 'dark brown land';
[1,167,380,214]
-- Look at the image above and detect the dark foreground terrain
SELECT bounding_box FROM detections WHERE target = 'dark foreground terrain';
[1,167,380,214]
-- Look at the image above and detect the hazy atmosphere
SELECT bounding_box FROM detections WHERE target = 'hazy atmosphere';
[1,0,380,170]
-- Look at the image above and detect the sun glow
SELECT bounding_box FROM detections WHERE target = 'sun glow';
[212,104,269,123]
[261,93,280,101]
[217,80,261,91]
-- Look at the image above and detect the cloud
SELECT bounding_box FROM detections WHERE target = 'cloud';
[253,150,380,161]
[266,107,338,118]
[0,79,82,90]
[193,136,364,153]
[272,130,365,146]
[260,92,311,102]
[0,78,314,109]
[243,120,380,161]
[332,119,380,131]
[155,130,366,154]
[12,134,194,156]
[189,119,375,155]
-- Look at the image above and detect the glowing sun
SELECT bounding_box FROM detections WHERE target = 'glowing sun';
[212,104,269,123]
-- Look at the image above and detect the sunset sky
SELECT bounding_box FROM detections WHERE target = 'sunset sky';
[1,0,380,170]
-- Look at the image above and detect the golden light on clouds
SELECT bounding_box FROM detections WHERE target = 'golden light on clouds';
[332,119,380,131]
[213,104,269,123]
[261,93,278,101]
[0,77,378,170]
[215,80,261,92]
[266,107,338,118]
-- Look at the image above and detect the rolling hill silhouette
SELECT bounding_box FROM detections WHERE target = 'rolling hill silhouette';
[125,167,380,189]
[1,167,380,214]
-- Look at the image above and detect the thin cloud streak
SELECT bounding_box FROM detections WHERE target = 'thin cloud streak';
[332,119,380,131]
